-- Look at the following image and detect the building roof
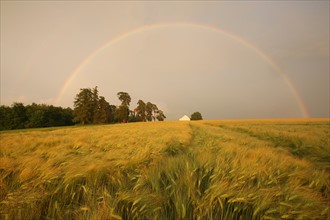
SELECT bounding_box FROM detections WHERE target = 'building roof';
[179,115,190,121]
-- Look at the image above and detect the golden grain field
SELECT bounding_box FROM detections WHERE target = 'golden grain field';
[0,119,329,219]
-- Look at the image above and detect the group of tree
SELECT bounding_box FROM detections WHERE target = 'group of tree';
[0,86,167,130]
[132,99,166,122]
[73,86,166,124]
[0,103,73,130]
[73,87,115,124]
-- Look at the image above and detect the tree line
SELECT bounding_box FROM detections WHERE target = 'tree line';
[0,103,73,130]
[0,86,166,130]
[73,86,166,124]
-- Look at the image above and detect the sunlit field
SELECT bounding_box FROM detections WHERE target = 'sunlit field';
[1,119,329,219]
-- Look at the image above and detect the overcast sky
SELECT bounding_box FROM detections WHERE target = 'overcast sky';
[1,1,329,120]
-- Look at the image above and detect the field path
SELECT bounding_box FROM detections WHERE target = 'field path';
[200,121,330,169]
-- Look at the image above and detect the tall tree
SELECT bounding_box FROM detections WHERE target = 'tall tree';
[145,102,159,121]
[136,99,146,122]
[91,86,100,123]
[109,105,117,123]
[151,103,158,121]
[98,96,111,124]
[117,92,131,106]
[73,88,93,124]
[116,92,131,123]
[115,105,129,123]
[146,102,154,122]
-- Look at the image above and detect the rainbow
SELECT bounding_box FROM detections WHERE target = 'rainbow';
[55,22,309,118]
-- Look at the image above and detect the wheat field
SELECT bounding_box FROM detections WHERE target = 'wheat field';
[0,119,329,219]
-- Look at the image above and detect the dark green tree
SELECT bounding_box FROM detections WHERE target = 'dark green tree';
[91,86,100,123]
[117,92,131,106]
[98,96,111,124]
[25,103,47,128]
[155,110,166,121]
[128,109,139,122]
[25,103,74,128]
[146,102,154,122]
[46,105,73,127]
[136,99,147,122]
[109,105,117,123]
[73,86,115,124]
[134,101,165,122]
[62,107,74,125]
[191,112,203,120]
[115,105,130,123]
[151,103,158,121]
[0,103,73,130]
[0,105,13,130]
[116,92,131,123]
[71,87,168,124]
[145,102,160,121]
[11,102,27,129]
[73,88,93,124]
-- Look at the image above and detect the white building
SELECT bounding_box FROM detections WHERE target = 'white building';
[179,115,190,121]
